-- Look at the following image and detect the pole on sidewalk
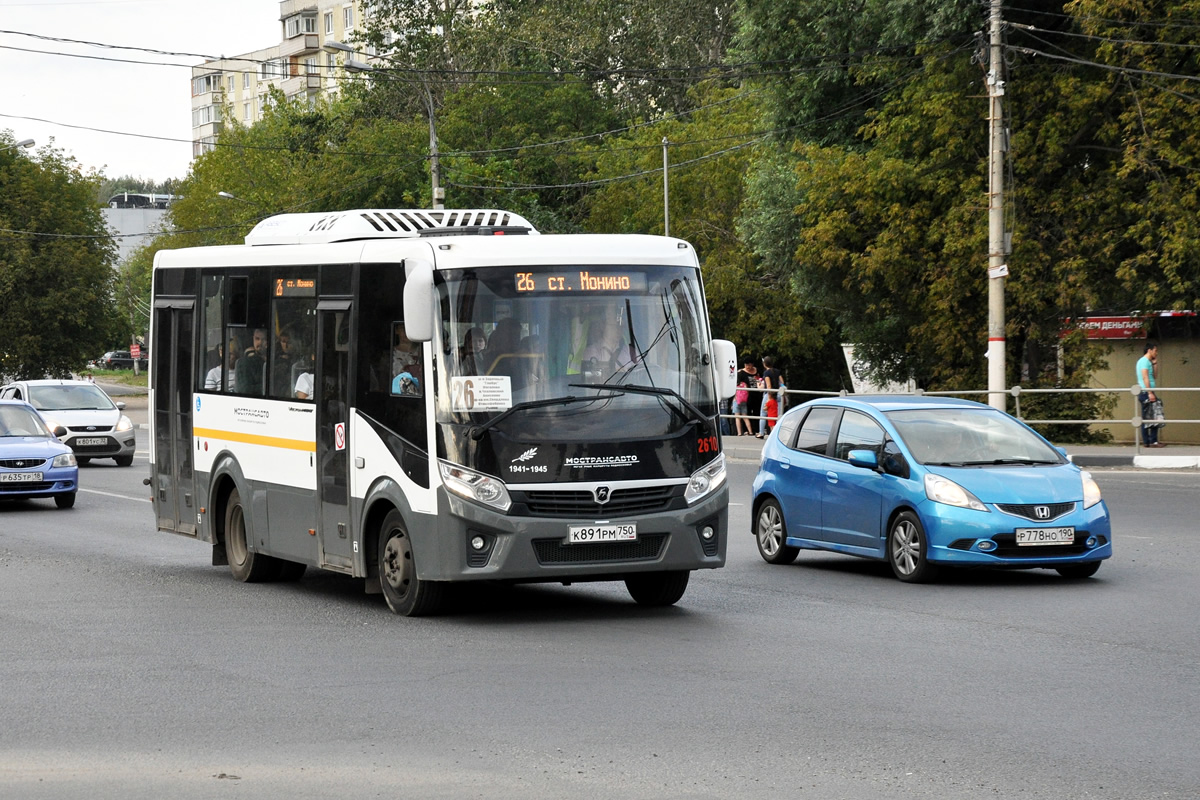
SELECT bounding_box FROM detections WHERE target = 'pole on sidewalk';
[986,0,1007,411]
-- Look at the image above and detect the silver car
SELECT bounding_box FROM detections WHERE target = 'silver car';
[0,380,136,466]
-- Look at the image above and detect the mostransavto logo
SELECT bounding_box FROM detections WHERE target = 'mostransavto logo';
[564,455,639,469]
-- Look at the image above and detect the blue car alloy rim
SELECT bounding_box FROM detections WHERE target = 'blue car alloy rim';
[890,517,921,576]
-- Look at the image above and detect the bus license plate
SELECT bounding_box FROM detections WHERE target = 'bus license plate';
[1,472,42,483]
[76,437,107,446]
[568,524,637,544]
[1015,526,1075,546]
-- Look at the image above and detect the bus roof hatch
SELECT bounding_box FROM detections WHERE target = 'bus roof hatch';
[244,209,539,245]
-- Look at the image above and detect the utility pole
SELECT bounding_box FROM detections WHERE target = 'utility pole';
[423,82,443,210]
[986,0,1007,411]
[662,137,670,237]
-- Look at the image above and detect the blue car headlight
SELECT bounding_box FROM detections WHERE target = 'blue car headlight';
[52,453,77,468]
[439,460,511,512]
[1082,471,1102,509]
[924,473,988,512]
[685,453,726,505]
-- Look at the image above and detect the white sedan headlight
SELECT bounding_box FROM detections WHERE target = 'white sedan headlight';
[924,473,988,511]
[1082,471,1103,509]
[53,453,77,468]
[439,461,511,512]
[116,415,134,432]
[685,453,727,504]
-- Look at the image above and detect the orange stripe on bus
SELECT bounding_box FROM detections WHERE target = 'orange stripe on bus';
[193,427,317,452]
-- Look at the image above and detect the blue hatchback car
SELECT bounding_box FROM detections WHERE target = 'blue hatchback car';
[750,396,1112,581]
[0,399,79,509]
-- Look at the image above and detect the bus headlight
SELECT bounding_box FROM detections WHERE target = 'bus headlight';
[685,453,726,505]
[439,461,511,512]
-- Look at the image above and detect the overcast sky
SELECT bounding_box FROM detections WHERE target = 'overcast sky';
[1,0,282,183]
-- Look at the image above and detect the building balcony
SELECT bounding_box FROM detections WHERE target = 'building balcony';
[281,73,322,95]
[279,33,320,58]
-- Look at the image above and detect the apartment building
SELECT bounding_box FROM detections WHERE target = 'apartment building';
[190,1,362,158]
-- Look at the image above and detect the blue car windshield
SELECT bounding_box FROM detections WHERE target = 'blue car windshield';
[886,408,1065,466]
[0,406,52,438]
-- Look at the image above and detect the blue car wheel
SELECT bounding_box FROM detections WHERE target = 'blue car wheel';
[888,511,938,583]
[755,498,799,565]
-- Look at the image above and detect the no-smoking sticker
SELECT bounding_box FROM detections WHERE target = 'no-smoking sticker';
[334,422,346,451]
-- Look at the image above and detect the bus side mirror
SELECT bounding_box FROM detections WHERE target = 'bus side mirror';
[403,258,434,342]
[711,339,737,400]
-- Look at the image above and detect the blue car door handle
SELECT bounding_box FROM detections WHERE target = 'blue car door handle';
[826,471,838,484]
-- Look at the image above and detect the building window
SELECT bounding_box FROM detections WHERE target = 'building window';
[304,56,317,74]
[227,75,234,93]
[343,5,353,30]
[191,73,220,96]
[244,102,251,121]
[325,12,333,34]
[192,104,221,127]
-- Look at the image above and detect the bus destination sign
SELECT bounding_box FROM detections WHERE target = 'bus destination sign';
[515,271,647,293]
[274,277,317,297]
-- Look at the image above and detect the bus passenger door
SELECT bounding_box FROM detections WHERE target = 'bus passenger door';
[151,302,196,535]
[316,303,353,570]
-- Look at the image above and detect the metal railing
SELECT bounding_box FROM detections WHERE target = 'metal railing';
[720,385,1199,455]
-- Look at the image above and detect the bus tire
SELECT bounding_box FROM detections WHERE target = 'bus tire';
[379,509,445,616]
[225,488,273,583]
[625,571,690,607]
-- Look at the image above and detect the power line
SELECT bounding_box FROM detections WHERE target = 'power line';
[1011,44,1200,83]
[1011,21,1200,52]
[1002,5,1200,30]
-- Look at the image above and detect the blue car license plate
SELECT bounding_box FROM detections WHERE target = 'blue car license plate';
[1015,526,1074,545]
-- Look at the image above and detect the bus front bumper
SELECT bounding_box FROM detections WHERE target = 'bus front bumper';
[413,485,728,582]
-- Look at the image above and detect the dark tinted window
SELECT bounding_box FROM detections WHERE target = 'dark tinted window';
[794,406,839,456]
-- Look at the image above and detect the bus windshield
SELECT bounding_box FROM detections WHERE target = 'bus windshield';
[436,264,717,440]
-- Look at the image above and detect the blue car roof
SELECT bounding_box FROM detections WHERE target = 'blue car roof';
[820,395,994,413]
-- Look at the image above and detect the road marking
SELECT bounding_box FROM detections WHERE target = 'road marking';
[79,488,151,503]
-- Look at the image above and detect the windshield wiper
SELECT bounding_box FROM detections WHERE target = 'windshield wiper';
[468,393,622,441]
[958,458,1061,466]
[570,382,712,433]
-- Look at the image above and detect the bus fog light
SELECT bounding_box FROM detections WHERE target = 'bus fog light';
[471,535,486,551]
[700,526,715,540]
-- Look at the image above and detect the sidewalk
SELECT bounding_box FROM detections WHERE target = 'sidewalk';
[720,431,1200,469]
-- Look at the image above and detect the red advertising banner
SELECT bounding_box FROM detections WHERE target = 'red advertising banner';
[1065,311,1196,340]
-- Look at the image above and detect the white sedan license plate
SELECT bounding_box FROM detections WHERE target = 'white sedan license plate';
[568,523,637,544]
[1015,526,1075,546]
[1,472,42,483]
[76,437,107,446]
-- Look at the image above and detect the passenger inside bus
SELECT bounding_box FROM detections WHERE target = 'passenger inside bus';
[391,324,423,397]
[235,327,268,395]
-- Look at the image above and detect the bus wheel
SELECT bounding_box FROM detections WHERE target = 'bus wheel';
[379,510,444,616]
[225,488,273,583]
[625,571,690,607]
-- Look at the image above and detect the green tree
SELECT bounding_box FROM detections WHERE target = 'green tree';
[0,137,121,378]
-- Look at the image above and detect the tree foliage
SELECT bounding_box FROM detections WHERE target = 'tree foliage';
[0,138,121,378]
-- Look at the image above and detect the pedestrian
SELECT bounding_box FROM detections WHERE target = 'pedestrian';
[1137,340,1164,447]
[734,357,759,436]
[758,355,781,438]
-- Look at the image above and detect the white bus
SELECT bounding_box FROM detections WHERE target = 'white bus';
[149,209,737,615]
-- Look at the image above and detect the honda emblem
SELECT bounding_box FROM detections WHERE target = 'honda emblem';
[1034,505,1051,520]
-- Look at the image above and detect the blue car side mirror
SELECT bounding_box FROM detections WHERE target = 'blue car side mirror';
[847,449,879,470]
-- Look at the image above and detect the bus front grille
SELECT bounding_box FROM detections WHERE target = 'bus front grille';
[532,533,667,565]
[517,486,679,517]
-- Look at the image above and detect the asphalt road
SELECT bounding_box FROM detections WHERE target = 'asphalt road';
[1,433,1197,799]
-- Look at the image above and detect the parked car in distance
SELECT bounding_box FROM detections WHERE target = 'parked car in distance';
[0,398,78,508]
[751,395,1112,582]
[98,350,148,369]
[0,380,136,466]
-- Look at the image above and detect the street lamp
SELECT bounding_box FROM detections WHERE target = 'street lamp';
[323,39,443,210]
[217,191,259,206]
[1,138,35,153]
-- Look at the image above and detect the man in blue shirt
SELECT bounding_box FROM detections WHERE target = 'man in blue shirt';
[1136,340,1162,447]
